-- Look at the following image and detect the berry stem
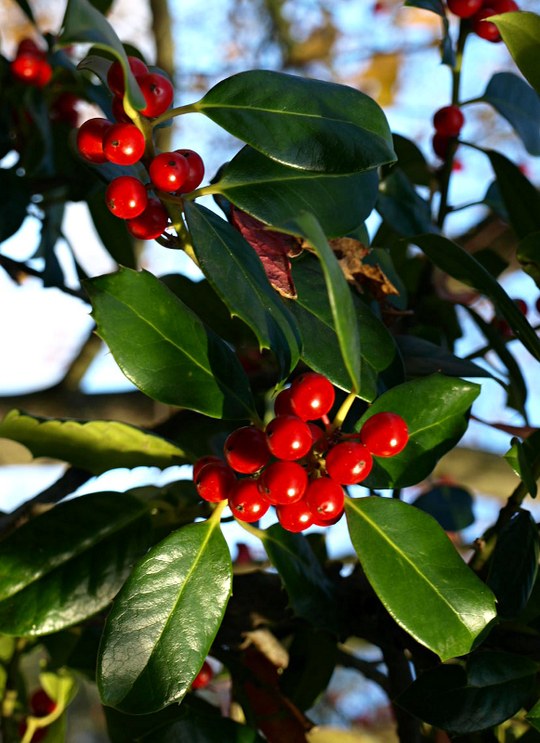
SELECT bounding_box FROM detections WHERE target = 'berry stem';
[330,391,357,431]
[151,101,199,127]
[208,498,228,525]
[235,518,265,540]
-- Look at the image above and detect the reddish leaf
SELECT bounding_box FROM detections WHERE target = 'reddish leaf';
[229,206,301,299]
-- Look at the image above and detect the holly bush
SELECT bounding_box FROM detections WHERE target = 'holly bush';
[1,0,540,740]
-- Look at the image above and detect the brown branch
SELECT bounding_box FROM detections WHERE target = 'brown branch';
[0,254,87,301]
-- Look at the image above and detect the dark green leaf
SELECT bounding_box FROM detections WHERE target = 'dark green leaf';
[414,233,540,362]
[87,190,136,268]
[487,149,540,239]
[355,374,480,489]
[482,72,540,155]
[98,518,232,713]
[0,410,187,474]
[0,168,29,242]
[404,1,454,65]
[288,254,402,400]
[282,213,361,391]
[377,169,436,236]
[207,146,378,238]
[261,524,340,634]
[404,0,445,15]
[346,497,497,660]
[413,484,475,532]
[60,0,146,110]
[487,510,539,619]
[85,267,256,420]
[391,134,432,186]
[527,698,540,733]
[0,492,151,635]
[279,629,338,711]
[195,70,395,174]
[505,431,540,498]
[184,202,301,378]
[491,12,540,96]
[395,335,493,378]
[517,231,540,289]
[483,180,509,221]
[143,708,266,743]
[397,651,537,734]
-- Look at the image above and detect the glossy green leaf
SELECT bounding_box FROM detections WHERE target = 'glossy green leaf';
[0,410,187,474]
[517,231,540,289]
[206,146,378,238]
[346,497,497,660]
[98,518,232,713]
[491,12,540,96]
[397,651,537,734]
[391,134,432,186]
[87,191,136,269]
[280,629,338,711]
[413,485,475,532]
[505,431,540,497]
[355,374,480,489]
[59,0,146,110]
[283,213,361,391]
[0,168,29,242]
[487,150,540,239]
[482,72,540,155]
[288,254,402,399]
[414,233,540,362]
[261,524,340,635]
[0,492,151,635]
[184,202,301,378]
[194,70,395,174]
[377,169,436,236]
[487,510,539,619]
[395,335,492,379]
[85,267,256,420]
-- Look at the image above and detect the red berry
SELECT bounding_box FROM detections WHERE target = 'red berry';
[289,372,335,421]
[305,477,345,523]
[471,8,502,41]
[228,479,270,522]
[105,176,148,219]
[111,95,131,123]
[107,55,148,96]
[224,426,270,474]
[30,689,56,717]
[16,38,40,55]
[308,422,325,444]
[311,507,344,527]
[191,659,214,690]
[432,133,453,160]
[277,499,314,533]
[174,149,205,192]
[50,92,79,127]
[491,0,519,11]
[535,296,540,315]
[433,106,464,138]
[138,72,174,117]
[447,0,483,17]
[193,455,223,481]
[514,298,528,315]
[195,462,236,503]
[103,123,146,165]
[258,461,308,505]
[359,412,409,457]
[149,151,190,192]
[126,198,169,240]
[265,415,313,461]
[325,442,373,485]
[274,388,295,417]
[76,118,113,163]
[10,52,51,87]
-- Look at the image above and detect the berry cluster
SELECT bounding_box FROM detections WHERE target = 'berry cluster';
[75,56,205,241]
[18,689,56,743]
[193,373,409,533]
[446,0,519,42]
[10,38,52,88]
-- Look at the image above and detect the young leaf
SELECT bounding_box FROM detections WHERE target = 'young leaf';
[355,374,480,489]
[413,233,540,362]
[207,146,379,237]
[59,0,146,110]
[98,519,232,713]
[396,651,537,734]
[0,410,188,474]
[487,510,539,619]
[184,202,301,378]
[260,524,341,635]
[0,492,151,635]
[481,72,540,155]
[346,497,497,660]
[491,11,540,96]
[194,70,395,174]
[85,267,256,420]
[282,213,362,392]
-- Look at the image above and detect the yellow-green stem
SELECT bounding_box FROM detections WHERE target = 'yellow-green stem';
[208,499,228,525]
[235,518,265,540]
[152,102,199,128]
[331,391,357,431]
